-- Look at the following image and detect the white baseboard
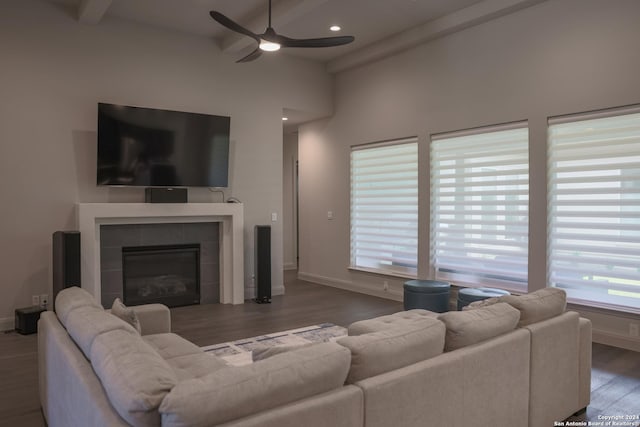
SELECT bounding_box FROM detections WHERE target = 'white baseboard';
[0,317,14,332]
[298,272,403,302]
[593,329,640,352]
[272,285,285,296]
[283,263,297,271]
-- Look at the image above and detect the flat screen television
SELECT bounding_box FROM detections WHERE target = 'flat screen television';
[97,103,230,187]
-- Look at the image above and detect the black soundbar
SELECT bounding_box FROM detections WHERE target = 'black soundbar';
[145,187,188,203]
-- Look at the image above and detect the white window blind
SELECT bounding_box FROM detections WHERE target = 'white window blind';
[431,124,529,290]
[350,139,418,276]
[548,109,640,312]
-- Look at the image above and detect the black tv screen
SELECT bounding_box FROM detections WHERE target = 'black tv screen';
[97,103,230,187]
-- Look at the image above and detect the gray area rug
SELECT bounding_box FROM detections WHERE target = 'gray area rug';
[201,323,347,366]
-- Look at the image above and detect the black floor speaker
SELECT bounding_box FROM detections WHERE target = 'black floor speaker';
[52,231,81,310]
[255,225,271,304]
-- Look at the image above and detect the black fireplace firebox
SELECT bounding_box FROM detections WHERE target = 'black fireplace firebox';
[122,243,200,307]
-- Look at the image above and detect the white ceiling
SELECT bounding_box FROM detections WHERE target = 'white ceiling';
[45,0,543,128]
[48,0,488,63]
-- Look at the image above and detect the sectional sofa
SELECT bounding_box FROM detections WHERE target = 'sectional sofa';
[38,286,591,427]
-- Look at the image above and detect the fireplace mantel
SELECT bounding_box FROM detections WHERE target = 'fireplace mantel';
[77,203,244,305]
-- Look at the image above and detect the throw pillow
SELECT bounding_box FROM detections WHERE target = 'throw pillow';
[111,298,142,334]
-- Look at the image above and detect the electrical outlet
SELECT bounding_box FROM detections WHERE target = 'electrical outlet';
[40,294,49,308]
[630,323,639,338]
[383,281,389,292]
[32,295,40,306]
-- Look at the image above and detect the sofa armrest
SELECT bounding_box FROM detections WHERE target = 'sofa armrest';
[132,304,171,335]
[578,317,592,410]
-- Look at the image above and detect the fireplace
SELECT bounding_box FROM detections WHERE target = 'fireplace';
[78,202,245,306]
[98,222,221,308]
[122,244,200,307]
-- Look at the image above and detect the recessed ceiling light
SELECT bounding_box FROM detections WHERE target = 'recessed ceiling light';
[330,25,341,32]
[282,117,289,121]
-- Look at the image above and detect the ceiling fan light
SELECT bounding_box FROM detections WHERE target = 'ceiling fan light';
[259,39,280,51]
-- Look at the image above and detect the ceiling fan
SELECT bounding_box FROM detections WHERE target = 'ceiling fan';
[210,0,355,63]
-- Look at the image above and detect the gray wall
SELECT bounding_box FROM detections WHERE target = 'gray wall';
[0,0,332,326]
[298,0,640,349]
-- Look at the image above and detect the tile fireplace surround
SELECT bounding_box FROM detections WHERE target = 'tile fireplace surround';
[77,203,245,305]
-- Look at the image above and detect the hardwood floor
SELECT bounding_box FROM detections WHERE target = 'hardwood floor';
[0,273,638,427]
[171,270,403,347]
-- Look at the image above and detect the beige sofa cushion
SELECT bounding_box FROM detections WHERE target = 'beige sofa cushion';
[111,298,141,334]
[159,342,351,427]
[65,305,138,359]
[500,288,566,326]
[144,333,227,381]
[91,329,178,427]
[337,318,445,383]
[55,286,102,326]
[143,333,202,359]
[437,303,520,351]
[348,309,438,335]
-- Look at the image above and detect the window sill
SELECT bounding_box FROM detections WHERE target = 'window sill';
[348,266,417,281]
[565,296,640,316]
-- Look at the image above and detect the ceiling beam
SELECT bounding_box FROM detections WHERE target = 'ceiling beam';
[78,0,113,25]
[327,0,547,74]
[220,0,330,53]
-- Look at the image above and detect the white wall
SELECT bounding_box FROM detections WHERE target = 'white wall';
[0,0,332,327]
[298,0,640,350]
[282,131,298,270]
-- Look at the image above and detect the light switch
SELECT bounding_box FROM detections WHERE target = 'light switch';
[271,212,278,222]
[327,211,334,220]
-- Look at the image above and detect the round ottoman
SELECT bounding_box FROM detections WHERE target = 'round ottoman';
[457,287,511,310]
[403,280,451,313]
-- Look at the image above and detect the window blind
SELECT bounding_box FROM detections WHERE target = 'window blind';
[430,124,529,290]
[350,139,418,276]
[548,110,640,312]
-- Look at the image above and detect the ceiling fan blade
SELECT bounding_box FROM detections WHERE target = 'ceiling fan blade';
[278,35,355,48]
[236,48,263,63]
[210,11,260,43]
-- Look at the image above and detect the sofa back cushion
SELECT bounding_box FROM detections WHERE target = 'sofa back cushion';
[337,318,445,383]
[348,309,438,335]
[91,329,178,427]
[500,288,566,327]
[463,297,500,310]
[437,303,520,351]
[159,342,350,427]
[65,305,138,359]
[55,286,102,326]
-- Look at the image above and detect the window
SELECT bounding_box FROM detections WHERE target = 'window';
[350,139,418,276]
[430,123,529,290]
[548,108,640,312]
